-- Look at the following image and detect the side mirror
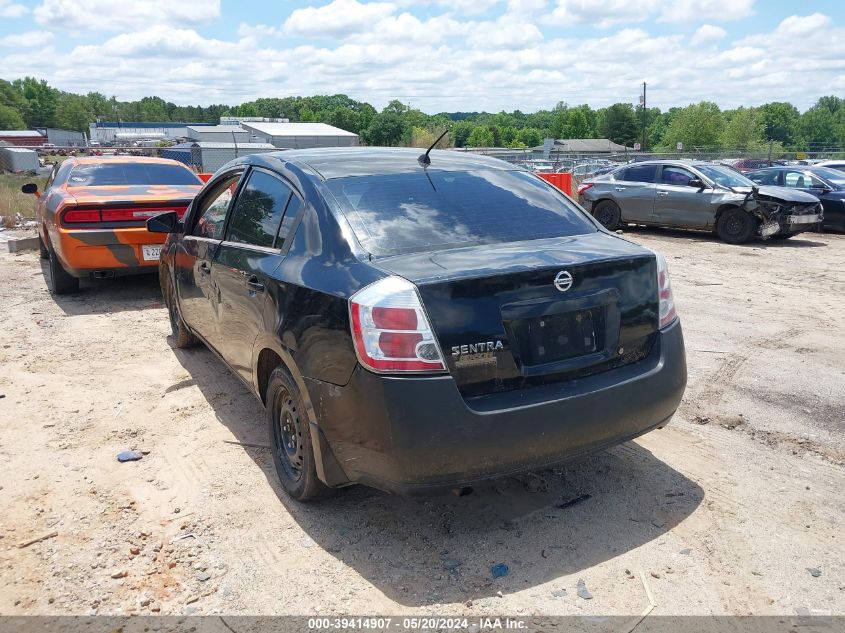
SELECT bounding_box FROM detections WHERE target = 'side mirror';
[146,211,180,234]
[21,183,38,195]
[687,178,705,189]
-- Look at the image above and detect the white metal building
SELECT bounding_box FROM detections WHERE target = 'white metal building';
[89,122,215,144]
[239,122,359,149]
[44,128,86,146]
[185,125,251,144]
[0,147,39,172]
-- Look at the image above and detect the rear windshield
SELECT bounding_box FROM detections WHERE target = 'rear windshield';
[67,163,200,187]
[325,170,596,256]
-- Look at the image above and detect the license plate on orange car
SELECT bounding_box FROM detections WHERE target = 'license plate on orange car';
[142,245,162,261]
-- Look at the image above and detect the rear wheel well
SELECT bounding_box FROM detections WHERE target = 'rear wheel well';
[257,348,283,404]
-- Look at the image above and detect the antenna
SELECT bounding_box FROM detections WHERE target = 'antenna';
[418,128,450,167]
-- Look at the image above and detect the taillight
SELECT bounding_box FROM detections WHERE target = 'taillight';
[63,209,101,223]
[577,182,594,196]
[656,254,677,328]
[349,276,446,374]
[63,207,187,224]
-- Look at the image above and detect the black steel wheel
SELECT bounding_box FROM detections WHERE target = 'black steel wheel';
[266,366,332,501]
[716,207,757,244]
[593,200,621,230]
[274,390,305,482]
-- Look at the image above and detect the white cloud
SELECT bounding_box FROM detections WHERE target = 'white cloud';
[0,31,54,48]
[0,0,27,17]
[236,22,281,40]
[283,0,397,38]
[1,3,842,114]
[657,0,754,24]
[395,0,502,15]
[33,0,221,31]
[466,17,543,49]
[774,13,831,37]
[690,24,727,45]
[506,0,548,14]
[550,0,754,28]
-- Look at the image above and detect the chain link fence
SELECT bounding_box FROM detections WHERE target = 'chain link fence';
[3,143,845,223]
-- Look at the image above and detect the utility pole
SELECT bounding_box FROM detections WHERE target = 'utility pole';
[640,82,647,152]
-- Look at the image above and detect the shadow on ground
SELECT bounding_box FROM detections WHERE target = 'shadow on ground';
[621,224,828,248]
[173,344,704,607]
[40,259,163,315]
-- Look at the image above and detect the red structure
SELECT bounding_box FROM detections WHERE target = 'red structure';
[0,131,46,147]
[536,172,573,196]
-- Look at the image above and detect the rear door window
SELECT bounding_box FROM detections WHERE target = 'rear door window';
[325,169,596,256]
[621,165,658,183]
[225,169,295,249]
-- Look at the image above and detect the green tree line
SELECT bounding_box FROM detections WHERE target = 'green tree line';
[2,77,844,152]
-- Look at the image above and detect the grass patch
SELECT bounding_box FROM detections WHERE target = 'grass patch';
[0,173,45,227]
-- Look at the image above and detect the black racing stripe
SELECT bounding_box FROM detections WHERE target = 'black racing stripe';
[70,231,140,266]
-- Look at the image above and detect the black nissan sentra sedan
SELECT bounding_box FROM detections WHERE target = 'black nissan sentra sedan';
[148,148,687,501]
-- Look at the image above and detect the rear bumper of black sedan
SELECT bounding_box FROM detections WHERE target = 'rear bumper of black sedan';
[305,319,687,495]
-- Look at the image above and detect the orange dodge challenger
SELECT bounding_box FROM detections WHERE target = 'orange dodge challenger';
[22,156,203,294]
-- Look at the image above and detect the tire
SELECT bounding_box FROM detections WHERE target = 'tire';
[266,366,332,502]
[38,233,49,260]
[715,207,757,244]
[593,200,621,230]
[164,273,198,348]
[47,247,79,295]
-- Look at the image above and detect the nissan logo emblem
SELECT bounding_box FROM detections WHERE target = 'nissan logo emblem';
[554,271,573,292]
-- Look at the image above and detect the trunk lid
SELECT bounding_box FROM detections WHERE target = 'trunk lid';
[374,233,659,397]
[65,184,201,207]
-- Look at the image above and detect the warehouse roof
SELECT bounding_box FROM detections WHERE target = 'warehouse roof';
[170,142,276,149]
[92,121,214,128]
[0,130,45,137]
[536,138,631,152]
[185,125,248,134]
[240,122,358,137]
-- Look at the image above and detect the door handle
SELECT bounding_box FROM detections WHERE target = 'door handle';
[246,276,265,293]
[614,187,626,192]
[656,191,669,196]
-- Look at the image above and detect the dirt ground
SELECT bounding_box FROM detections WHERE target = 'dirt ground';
[0,228,843,619]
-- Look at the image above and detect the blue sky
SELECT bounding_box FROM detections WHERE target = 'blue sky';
[0,0,843,112]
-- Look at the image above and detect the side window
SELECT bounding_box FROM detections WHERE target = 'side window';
[660,166,696,186]
[784,171,811,188]
[621,164,658,183]
[192,172,241,239]
[45,164,58,190]
[226,170,295,249]
[749,170,778,185]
